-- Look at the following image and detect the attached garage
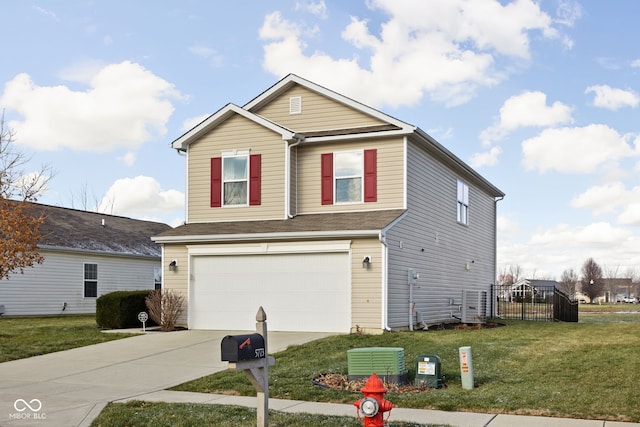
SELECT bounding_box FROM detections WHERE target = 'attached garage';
[189,243,351,332]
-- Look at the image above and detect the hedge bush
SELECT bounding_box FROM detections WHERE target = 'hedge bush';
[96,290,156,329]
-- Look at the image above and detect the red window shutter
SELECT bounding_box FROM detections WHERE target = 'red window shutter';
[364,149,377,202]
[321,153,334,205]
[249,154,261,206]
[210,157,222,207]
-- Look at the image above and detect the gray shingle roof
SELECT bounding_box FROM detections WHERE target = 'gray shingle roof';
[29,203,172,257]
[154,209,406,241]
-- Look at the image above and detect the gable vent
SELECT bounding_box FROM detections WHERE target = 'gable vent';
[289,96,302,114]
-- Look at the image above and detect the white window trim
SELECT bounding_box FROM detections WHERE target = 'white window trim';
[334,150,364,205]
[83,262,98,298]
[222,154,249,207]
[457,180,469,225]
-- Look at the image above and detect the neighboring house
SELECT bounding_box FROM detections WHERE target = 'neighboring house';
[153,74,504,333]
[0,203,171,316]
[500,279,559,302]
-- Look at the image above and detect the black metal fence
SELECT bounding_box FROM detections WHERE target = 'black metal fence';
[492,284,578,322]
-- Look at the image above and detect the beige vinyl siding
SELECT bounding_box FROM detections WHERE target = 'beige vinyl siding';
[384,141,498,329]
[187,114,286,223]
[0,250,159,316]
[254,85,386,132]
[296,137,405,214]
[162,244,189,326]
[350,238,385,333]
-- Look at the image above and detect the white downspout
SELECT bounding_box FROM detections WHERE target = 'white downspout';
[285,134,305,219]
[380,231,391,331]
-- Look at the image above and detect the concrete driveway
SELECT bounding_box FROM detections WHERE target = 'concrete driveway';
[0,329,333,427]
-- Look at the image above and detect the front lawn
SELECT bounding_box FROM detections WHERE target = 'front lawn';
[173,316,640,422]
[0,315,136,363]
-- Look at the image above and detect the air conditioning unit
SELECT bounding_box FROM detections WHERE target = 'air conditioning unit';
[347,347,407,384]
[461,290,487,324]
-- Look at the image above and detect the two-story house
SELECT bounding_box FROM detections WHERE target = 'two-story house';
[153,74,504,333]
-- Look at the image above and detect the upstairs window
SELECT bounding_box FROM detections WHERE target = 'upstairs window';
[211,153,261,207]
[457,180,469,225]
[84,263,98,298]
[335,151,363,203]
[223,155,248,205]
[321,149,377,205]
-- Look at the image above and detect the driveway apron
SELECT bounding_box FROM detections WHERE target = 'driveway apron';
[0,330,333,427]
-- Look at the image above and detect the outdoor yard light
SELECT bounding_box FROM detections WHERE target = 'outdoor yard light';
[362,256,372,268]
[169,260,178,272]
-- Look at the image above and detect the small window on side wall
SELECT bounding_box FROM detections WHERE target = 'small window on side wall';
[457,180,469,225]
[84,263,98,298]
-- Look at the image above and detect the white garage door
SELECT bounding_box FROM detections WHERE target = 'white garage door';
[190,252,351,332]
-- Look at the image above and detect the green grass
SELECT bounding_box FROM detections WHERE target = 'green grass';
[91,401,440,427]
[173,315,640,422]
[0,315,137,363]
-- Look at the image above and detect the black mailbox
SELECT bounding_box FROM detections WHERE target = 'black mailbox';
[221,334,266,362]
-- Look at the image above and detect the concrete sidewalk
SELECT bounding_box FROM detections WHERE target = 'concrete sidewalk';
[1,329,638,427]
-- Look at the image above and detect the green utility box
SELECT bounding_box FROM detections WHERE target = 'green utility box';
[415,354,443,388]
[347,347,407,384]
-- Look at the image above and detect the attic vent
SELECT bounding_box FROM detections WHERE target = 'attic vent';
[461,290,487,324]
[289,96,302,114]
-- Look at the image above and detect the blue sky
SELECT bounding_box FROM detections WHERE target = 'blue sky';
[1,1,639,280]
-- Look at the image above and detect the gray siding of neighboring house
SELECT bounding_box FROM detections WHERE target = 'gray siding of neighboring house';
[0,249,160,316]
[384,140,498,328]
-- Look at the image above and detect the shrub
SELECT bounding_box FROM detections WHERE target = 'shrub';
[96,290,155,329]
[145,289,185,331]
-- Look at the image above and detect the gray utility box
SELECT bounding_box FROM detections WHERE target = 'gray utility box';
[415,354,443,388]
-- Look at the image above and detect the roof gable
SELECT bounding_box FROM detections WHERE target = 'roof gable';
[244,74,413,132]
[171,103,297,151]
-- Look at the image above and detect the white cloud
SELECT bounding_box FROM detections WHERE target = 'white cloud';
[500,221,640,278]
[469,145,502,168]
[531,222,632,246]
[33,6,58,21]
[98,176,184,217]
[497,214,519,236]
[0,61,182,152]
[521,124,635,174]
[585,85,640,110]
[260,0,565,108]
[480,91,573,143]
[189,45,224,68]
[295,0,328,19]
[631,59,640,68]
[554,0,582,27]
[119,151,137,166]
[181,114,211,132]
[571,182,629,215]
[618,203,640,226]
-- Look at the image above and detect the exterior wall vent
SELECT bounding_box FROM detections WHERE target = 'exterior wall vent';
[289,96,302,114]
[461,290,487,324]
[347,347,407,384]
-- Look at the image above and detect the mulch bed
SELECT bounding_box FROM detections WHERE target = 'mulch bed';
[312,373,443,393]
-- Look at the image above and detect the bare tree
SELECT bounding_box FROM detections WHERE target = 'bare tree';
[497,264,522,286]
[558,268,578,298]
[580,258,604,303]
[0,112,55,280]
[145,289,185,331]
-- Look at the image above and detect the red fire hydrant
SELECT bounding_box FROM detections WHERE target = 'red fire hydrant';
[353,373,395,427]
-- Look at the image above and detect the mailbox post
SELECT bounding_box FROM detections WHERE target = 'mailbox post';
[221,307,274,427]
